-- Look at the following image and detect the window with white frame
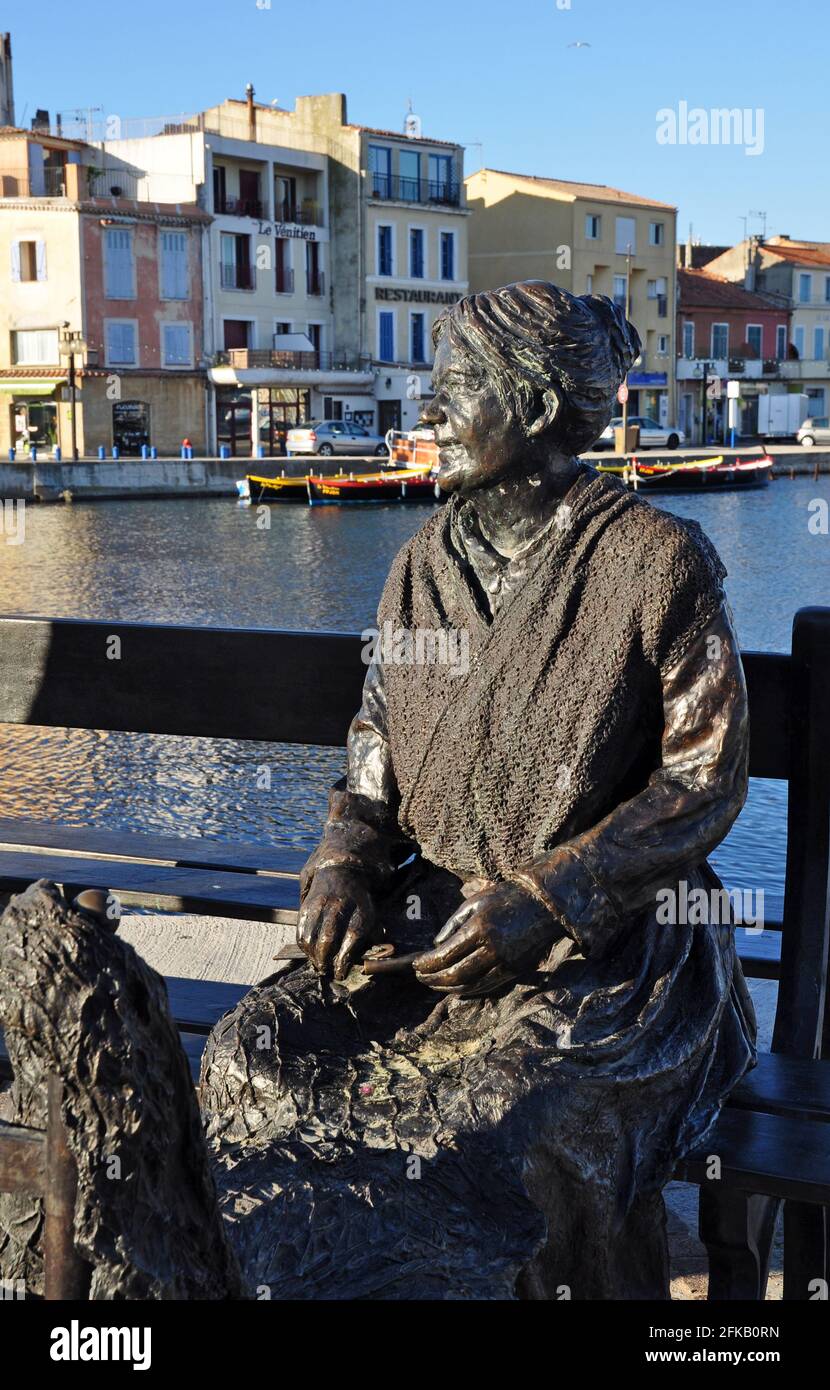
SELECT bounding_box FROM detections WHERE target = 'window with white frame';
[377,224,393,276]
[12,328,59,364]
[776,324,787,359]
[682,320,695,358]
[160,230,189,300]
[649,222,665,247]
[105,319,138,366]
[103,228,135,299]
[440,231,455,281]
[711,323,728,359]
[585,214,601,240]
[10,239,47,282]
[410,311,427,363]
[615,216,636,254]
[746,324,763,358]
[161,322,193,367]
[798,273,812,303]
[657,335,669,355]
[613,275,627,308]
[585,273,593,293]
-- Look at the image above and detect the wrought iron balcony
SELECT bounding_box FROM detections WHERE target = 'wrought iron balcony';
[367,173,461,207]
[220,263,255,290]
[215,195,264,219]
[214,347,372,373]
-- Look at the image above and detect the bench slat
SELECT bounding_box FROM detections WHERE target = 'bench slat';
[0,850,301,923]
[676,1106,830,1204]
[731,1053,830,1124]
[0,818,307,878]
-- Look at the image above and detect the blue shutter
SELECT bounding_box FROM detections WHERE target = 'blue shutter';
[379,312,394,362]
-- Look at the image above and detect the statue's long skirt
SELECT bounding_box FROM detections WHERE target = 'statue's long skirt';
[200,860,756,1300]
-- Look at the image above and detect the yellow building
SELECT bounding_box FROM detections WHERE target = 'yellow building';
[466,168,678,427]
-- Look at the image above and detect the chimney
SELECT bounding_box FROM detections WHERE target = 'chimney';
[245,82,256,141]
[0,33,14,128]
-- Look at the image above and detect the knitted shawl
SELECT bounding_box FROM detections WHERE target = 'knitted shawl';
[377,466,727,880]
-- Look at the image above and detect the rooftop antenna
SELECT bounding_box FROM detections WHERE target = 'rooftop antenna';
[404,98,421,140]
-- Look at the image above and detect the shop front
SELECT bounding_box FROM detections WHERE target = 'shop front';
[215,386,312,457]
[0,377,65,455]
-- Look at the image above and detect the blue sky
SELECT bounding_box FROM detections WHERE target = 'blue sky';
[8,0,825,245]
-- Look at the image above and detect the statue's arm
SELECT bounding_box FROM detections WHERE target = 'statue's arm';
[509,603,749,956]
[299,659,412,900]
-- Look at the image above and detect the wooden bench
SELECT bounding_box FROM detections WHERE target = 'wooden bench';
[0,609,827,1299]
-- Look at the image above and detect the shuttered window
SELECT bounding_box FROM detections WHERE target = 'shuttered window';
[160,231,189,299]
[105,320,138,365]
[104,229,135,299]
[12,329,59,364]
[161,323,192,366]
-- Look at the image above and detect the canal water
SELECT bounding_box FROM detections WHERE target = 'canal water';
[0,475,828,897]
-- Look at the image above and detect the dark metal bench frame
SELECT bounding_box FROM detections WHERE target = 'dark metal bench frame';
[0,609,827,1299]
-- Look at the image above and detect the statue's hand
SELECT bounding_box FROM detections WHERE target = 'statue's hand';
[413,881,560,996]
[296,866,377,980]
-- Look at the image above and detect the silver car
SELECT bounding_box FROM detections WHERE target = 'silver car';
[286,420,389,457]
[596,416,685,450]
[797,417,830,447]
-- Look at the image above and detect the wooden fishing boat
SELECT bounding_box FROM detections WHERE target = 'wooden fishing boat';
[242,473,311,503]
[308,468,441,504]
[597,454,773,493]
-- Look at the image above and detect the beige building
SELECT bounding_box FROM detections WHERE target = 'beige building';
[466,168,678,427]
[99,92,468,446]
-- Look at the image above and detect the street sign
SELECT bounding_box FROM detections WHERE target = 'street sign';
[617,384,629,404]
[706,375,722,401]
[726,380,741,399]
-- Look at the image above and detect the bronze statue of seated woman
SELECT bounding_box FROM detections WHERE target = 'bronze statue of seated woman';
[198,281,755,1299]
[0,281,756,1301]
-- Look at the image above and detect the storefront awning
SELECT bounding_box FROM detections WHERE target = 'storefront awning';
[0,378,64,395]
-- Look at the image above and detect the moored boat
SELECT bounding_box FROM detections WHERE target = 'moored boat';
[308,468,441,504]
[597,454,773,493]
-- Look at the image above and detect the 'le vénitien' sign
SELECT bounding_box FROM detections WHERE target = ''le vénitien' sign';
[375,288,461,304]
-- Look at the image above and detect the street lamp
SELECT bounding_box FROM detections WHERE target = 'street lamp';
[58,324,87,461]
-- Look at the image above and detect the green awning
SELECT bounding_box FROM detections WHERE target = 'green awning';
[0,378,63,395]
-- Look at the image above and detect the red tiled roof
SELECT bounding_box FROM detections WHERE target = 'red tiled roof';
[677,268,782,311]
[762,242,830,268]
[471,168,675,211]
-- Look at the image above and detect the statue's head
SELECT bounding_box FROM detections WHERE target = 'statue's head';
[423,281,640,492]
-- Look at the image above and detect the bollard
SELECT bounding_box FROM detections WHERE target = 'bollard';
[8,447,15,462]
[220,445,230,460]
[141,445,149,459]
[98,446,106,460]
[29,446,37,462]
[150,446,158,459]
[257,445,265,459]
[112,446,120,460]
[54,447,62,461]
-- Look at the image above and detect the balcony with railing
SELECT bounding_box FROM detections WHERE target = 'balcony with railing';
[306,270,325,297]
[274,198,323,226]
[214,347,372,374]
[215,194,264,219]
[0,165,73,198]
[220,263,255,291]
[275,267,295,295]
[367,173,461,208]
[676,355,788,381]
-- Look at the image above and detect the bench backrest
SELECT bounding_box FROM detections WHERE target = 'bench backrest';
[0,608,828,1059]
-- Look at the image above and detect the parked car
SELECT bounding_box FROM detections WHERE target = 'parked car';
[595,416,685,450]
[286,421,389,457]
[797,417,830,448]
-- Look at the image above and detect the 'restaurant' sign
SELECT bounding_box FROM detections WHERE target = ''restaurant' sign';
[375,288,461,304]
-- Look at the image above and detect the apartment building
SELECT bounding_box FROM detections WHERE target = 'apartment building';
[0,124,208,456]
[676,268,790,441]
[466,168,678,427]
[705,236,830,421]
[96,91,467,448]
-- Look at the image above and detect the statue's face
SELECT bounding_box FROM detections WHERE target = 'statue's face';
[422,334,527,492]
